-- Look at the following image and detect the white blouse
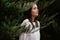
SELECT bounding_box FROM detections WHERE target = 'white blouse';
[19,19,40,40]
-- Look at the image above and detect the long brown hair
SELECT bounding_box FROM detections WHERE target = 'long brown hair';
[23,2,39,27]
[24,2,38,21]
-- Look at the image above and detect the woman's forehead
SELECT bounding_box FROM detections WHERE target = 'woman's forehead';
[32,4,37,8]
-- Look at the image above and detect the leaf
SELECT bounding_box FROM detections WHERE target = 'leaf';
[41,20,55,29]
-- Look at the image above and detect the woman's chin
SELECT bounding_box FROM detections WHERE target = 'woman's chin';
[36,14,38,16]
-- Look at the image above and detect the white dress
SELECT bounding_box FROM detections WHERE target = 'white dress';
[19,19,40,40]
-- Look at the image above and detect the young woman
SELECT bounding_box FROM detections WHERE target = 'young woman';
[19,2,40,40]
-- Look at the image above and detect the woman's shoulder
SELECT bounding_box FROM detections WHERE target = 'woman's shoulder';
[23,19,29,22]
[21,19,29,24]
[21,19,29,26]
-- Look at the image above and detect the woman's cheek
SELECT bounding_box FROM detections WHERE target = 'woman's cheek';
[35,11,38,16]
[32,10,38,16]
[33,12,38,16]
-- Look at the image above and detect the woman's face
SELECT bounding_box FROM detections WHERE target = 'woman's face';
[31,4,39,17]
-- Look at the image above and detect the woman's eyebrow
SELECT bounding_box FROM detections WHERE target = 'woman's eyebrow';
[33,6,38,8]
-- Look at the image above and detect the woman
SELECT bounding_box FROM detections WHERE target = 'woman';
[19,2,40,40]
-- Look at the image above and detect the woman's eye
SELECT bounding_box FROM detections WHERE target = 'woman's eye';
[34,7,36,9]
[33,7,38,10]
[33,7,37,9]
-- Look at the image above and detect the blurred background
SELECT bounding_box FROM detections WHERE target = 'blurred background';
[0,0,60,40]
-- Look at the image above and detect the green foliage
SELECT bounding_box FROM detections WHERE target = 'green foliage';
[0,0,58,40]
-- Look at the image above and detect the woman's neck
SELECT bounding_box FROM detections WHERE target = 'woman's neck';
[30,16,36,22]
